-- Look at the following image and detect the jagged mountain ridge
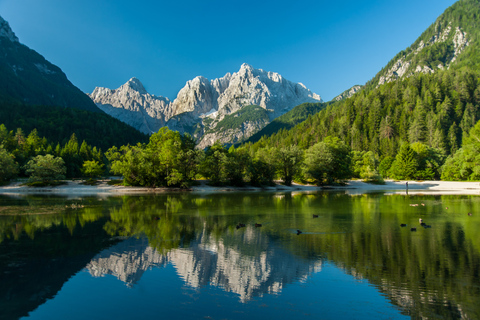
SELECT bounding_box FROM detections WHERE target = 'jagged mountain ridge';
[367,0,478,88]
[86,230,322,302]
[90,63,322,147]
[0,15,100,112]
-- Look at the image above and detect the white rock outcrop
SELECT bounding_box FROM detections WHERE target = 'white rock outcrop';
[90,64,322,144]
[89,78,172,134]
[378,23,469,86]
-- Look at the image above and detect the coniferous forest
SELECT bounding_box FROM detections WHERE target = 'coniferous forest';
[1,0,480,187]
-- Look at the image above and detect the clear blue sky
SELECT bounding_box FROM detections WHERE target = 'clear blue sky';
[0,0,457,101]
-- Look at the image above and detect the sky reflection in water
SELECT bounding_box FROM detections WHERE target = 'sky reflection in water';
[0,191,478,319]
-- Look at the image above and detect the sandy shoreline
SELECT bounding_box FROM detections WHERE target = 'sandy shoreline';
[0,179,479,196]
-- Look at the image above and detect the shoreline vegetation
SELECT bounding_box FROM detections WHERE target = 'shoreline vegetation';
[0,179,479,196]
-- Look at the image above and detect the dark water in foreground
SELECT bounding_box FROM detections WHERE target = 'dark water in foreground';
[0,191,479,320]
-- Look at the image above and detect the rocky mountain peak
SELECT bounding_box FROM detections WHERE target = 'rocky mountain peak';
[0,15,19,43]
[90,64,322,146]
[123,77,147,94]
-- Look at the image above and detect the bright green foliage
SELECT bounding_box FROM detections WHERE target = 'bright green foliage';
[200,141,228,185]
[60,133,82,178]
[378,156,395,179]
[247,147,276,186]
[250,68,480,161]
[245,102,328,144]
[303,136,351,185]
[106,128,198,187]
[351,151,383,182]
[410,142,445,180]
[389,144,418,180]
[82,160,105,178]
[0,146,18,182]
[274,145,303,186]
[442,119,480,180]
[387,142,444,180]
[24,154,66,182]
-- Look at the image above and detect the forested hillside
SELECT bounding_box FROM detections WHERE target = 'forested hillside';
[244,102,328,144]
[243,0,480,182]
[0,102,148,151]
[367,0,480,89]
[253,68,479,157]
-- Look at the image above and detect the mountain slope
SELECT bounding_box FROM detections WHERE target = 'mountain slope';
[245,0,480,162]
[243,102,328,145]
[0,16,100,112]
[90,64,322,147]
[367,0,479,89]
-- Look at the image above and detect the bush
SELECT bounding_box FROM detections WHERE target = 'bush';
[0,146,18,182]
[24,154,66,183]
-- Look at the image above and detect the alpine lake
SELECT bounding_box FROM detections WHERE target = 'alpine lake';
[0,189,479,320]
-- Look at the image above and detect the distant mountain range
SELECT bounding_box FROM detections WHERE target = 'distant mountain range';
[90,64,322,148]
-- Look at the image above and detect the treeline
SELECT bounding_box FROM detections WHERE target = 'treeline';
[1,118,479,186]
[0,124,104,183]
[2,67,480,186]
[0,102,149,151]
[245,67,480,181]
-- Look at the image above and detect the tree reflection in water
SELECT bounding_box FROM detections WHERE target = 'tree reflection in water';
[0,192,479,319]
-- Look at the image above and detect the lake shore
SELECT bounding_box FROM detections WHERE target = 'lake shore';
[0,179,479,196]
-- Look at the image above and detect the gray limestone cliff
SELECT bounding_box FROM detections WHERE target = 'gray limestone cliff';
[333,85,363,101]
[89,64,322,146]
[90,78,172,134]
[373,23,469,87]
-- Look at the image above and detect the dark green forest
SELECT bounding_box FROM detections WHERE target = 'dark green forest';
[0,102,148,151]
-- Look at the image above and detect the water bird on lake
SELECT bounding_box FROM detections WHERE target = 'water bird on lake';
[423,224,432,228]
[296,229,302,235]
[236,223,246,229]
[421,203,425,206]
[400,224,407,227]
[255,223,262,227]
[468,212,472,216]
[411,227,417,231]
[313,214,319,218]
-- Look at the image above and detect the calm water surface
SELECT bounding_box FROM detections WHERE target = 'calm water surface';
[0,191,479,319]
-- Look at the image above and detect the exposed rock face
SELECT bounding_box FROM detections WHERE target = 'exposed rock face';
[334,85,363,101]
[90,78,172,134]
[0,15,101,112]
[377,23,469,86]
[86,229,322,302]
[90,64,322,145]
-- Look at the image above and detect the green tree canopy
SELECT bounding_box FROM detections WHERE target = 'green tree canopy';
[24,154,66,182]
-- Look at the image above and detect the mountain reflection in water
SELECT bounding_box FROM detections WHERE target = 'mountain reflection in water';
[86,230,322,302]
[0,192,479,320]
